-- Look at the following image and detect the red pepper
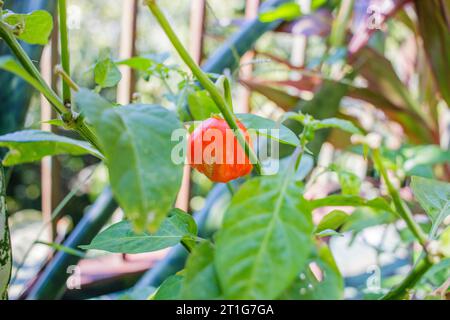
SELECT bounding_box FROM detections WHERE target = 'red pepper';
[188,116,253,182]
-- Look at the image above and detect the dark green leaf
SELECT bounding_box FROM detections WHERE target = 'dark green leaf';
[215,174,314,299]
[75,89,184,231]
[0,130,101,166]
[4,10,53,45]
[181,242,222,299]
[0,164,11,299]
[80,209,196,253]
[237,113,300,147]
[316,210,349,233]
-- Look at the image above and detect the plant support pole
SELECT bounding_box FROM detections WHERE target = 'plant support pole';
[146,0,262,175]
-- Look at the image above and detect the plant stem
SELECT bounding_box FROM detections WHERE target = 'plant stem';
[372,149,428,248]
[381,256,432,300]
[55,65,79,91]
[58,0,72,105]
[0,21,102,151]
[146,0,262,175]
[0,21,69,118]
[226,182,235,195]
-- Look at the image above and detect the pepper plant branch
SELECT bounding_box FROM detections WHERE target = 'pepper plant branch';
[372,149,428,248]
[0,21,102,152]
[146,0,262,175]
[55,65,79,91]
[58,0,72,105]
[381,256,432,300]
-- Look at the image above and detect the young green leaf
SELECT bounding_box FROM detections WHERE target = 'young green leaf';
[151,274,184,300]
[315,229,344,238]
[236,113,300,147]
[341,207,396,234]
[315,118,363,135]
[215,174,314,299]
[315,210,349,233]
[94,56,122,88]
[0,130,101,166]
[259,2,301,23]
[181,241,222,299]
[3,10,53,45]
[75,89,184,232]
[410,176,450,238]
[80,209,196,253]
[187,90,220,120]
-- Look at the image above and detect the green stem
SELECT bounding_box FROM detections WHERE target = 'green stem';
[226,182,235,195]
[373,149,428,248]
[146,0,262,175]
[0,21,102,152]
[55,65,79,91]
[381,256,432,300]
[58,0,71,105]
[0,21,69,118]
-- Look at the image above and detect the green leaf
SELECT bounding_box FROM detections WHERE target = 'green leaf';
[309,195,394,213]
[410,176,450,238]
[215,174,314,299]
[281,244,344,299]
[152,274,183,300]
[187,90,220,120]
[0,130,101,166]
[0,56,47,93]
[341,208,396,234]
[4,10,53,45]
[315,229,343,238]
[181,241,222,299]
[402,145,450,176]
[75,89,184,231]
[236,113,300,147]
[315,118,362,135]
[259,2,301,23]
[80,209,196,253]
[94,57,122,88]
[316,210,349,233]
[36,241,85,258]
[438,226,450,258]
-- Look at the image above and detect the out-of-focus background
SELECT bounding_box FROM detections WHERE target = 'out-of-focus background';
[1,0,449,300]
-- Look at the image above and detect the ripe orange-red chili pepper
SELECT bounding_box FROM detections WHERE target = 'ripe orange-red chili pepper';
[188,116,253,183]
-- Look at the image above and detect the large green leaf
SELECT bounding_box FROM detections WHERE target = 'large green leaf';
[410,176,450,238]
[237,113,300,147]
[3,10,53,45]
[215,173,314,299]
[75,89,184,231]
[152,274,183,300]
[341,207,396,234]
[80,209,197,253]
[0,130,101,166]
[281,244,343,299]
[180,241,222,299]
